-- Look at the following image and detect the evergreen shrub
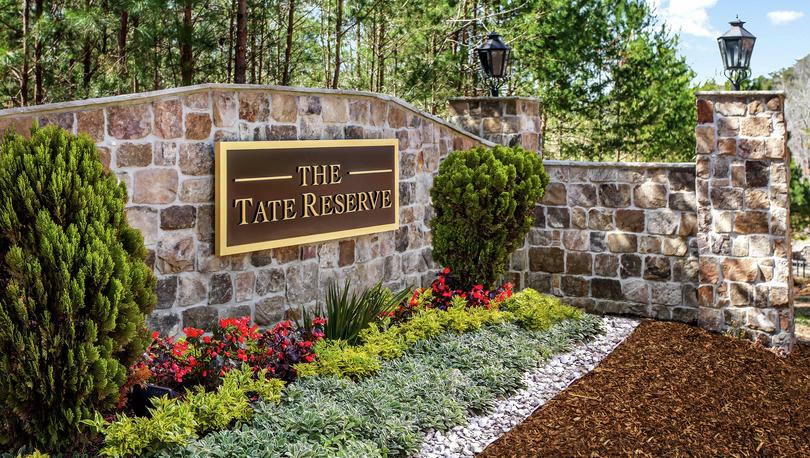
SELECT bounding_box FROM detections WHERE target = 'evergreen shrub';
[430,145,548,287]
[0,126,156,451]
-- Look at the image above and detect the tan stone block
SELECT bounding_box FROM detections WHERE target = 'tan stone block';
[153,99,183,139]
[699,257,720,284]
[696,157,711,179]
[183,92,209,109]
[156,234,195,274]
[271,93,298,123]
[770,162,787,185]
[563,230,589,251]
[606,232,637,253]
[133,168,177,204]
[745,188,769,209]
[740,116,772,137]
[713,211,733,233]
[185,112,212,140]
[616,209,645,232]
[179,143,214,175]
[748,235,771,257]
[697,286,715,308]
[766,97,782,112]
[542,182,567,205]
[721,258,759,282]
[39,112,74,131]
[716,137,736,156]
[126,206,158,245]
[369,100,387,127]
[715,101,746,116]
[179,177,213,203]
[731,237,749,256]
[483,117,502,134]
[321,96,349,123]
[238,92,270,122]
[734,211,769,234]
[76,109,105,142]
[388,106,407,128]
[213,91,238,127]
[765,137,785,159]
[718,116,739,136]
[679,213,698,236]
[696,98,714,124]
[177,274,207,307]
[570,207,587,229]
[661,237,688,256]
[116,143,152,167]
[634,182,667,208]
[747,100,764,115]
[107,104,151,139]
[729,282,753,306]
[639,235,661,254]
[730,163,745,187]
[695,125,716,155]
[97,147,111,169]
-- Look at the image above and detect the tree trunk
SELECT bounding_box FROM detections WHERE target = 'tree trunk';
[118,10,128,64]
[33,0,43,104]
[21,0,30,105]
[179,0,194,86]
[281,0,295,85]
[227,0,235,83]
[234,0,247,83]
[331,0,343,89]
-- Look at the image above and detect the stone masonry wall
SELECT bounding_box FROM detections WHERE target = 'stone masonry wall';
[506,162,700,323]
[694,91,794,350]
[447,97,542,152]
[0,84,489,336]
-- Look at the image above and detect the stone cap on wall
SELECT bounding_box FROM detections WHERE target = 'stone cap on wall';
[695,90,786,98]
[0,83,495,147]
[543,160,694,170]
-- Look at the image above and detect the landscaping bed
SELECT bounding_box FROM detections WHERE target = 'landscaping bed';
[480,320,810,457]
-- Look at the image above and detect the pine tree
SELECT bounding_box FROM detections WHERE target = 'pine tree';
[0,125,156,452]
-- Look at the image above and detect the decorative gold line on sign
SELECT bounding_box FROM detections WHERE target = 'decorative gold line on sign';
[234,175,293,183]
[348,169,393,176]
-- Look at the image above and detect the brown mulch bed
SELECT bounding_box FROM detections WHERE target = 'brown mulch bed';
[480,320,810,457]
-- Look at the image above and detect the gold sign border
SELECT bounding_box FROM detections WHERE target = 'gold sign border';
[215,139,400,256]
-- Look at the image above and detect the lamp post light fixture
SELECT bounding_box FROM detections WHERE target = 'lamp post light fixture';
[717,17,756,90]
[476,31,511,97]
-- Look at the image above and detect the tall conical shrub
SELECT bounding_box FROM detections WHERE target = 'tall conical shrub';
[430,145,548,288]
[0,125,156,451]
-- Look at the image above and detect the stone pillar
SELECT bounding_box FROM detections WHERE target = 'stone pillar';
[694,91,794,351]
[447,97,542,152]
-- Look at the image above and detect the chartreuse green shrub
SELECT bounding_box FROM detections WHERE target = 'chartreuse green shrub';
[431,145,548,287]
[296,289,576,380]
[174,315,603,457]
[85,365,284,458]
[500,288,583,330]
[0,126,156,451]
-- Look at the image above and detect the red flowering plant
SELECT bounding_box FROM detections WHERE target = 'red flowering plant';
[390,267,513,322]
[144,315,325,392]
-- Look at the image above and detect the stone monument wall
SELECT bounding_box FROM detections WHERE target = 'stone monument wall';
[0,84,489,335]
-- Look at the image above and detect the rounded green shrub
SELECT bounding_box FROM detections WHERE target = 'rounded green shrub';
[0,125,156,451]
[430,145,548,287]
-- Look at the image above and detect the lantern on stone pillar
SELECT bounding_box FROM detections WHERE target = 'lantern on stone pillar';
[476,31,511,97]
[717,17,756,90]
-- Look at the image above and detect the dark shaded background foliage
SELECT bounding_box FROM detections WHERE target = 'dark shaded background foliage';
[0,0,694,161]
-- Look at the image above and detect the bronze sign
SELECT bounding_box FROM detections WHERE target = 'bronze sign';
[215,139,399,255]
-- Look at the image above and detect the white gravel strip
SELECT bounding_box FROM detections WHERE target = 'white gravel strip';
[416,316,640,458]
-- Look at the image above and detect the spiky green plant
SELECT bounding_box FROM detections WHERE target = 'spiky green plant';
[0,125,156,452]
[302,280,410,344]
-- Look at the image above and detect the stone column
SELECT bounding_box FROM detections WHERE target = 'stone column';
[694,91,794,351]
[447,97,542,152]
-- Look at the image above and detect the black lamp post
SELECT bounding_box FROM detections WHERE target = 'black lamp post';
[717,17,756,90]
[476,31,511,97]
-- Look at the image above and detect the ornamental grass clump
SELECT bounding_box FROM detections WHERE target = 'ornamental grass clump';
[0,126,156,452]
[431,145,548,287]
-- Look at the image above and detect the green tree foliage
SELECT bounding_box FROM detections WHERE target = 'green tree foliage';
[790,161,810,234]
[0,0,694,162]
[0,126,156,452]
[430,145,548,287]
